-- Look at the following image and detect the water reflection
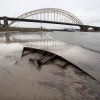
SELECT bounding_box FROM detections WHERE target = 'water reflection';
[0,32,66,48]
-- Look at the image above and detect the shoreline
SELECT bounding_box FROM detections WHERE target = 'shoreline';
[0,27,50,32]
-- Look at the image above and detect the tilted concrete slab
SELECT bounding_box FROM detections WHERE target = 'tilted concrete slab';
[48,46,100,83]
[29,45,100,83]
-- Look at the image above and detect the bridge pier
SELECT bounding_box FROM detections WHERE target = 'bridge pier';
[0,20,1,27]
[93,27,100,31]
[80,26,88,31]
[3,16,9,27]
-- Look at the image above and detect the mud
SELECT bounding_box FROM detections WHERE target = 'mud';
[0,52,99,100]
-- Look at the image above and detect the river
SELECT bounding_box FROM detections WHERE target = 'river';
[50,31,100,53]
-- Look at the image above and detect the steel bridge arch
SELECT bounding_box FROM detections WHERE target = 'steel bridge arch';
[9,8,83,25]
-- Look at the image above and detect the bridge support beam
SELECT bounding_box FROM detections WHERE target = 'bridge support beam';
[3,16,9,27]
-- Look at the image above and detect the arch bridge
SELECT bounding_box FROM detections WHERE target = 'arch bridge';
[0,8,100,31]
[9,8,83,25]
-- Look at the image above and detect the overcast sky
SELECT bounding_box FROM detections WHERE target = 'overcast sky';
[0,0,100,27]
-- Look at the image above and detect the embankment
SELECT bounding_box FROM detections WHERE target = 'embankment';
[0,27,49,32]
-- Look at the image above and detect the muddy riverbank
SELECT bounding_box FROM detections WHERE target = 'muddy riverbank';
[0,31,100,100]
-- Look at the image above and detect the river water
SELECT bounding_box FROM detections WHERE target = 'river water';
[50,31,100,53]
[1,31,100,53]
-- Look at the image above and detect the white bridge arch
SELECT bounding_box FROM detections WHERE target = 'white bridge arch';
[9,8,83,25]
